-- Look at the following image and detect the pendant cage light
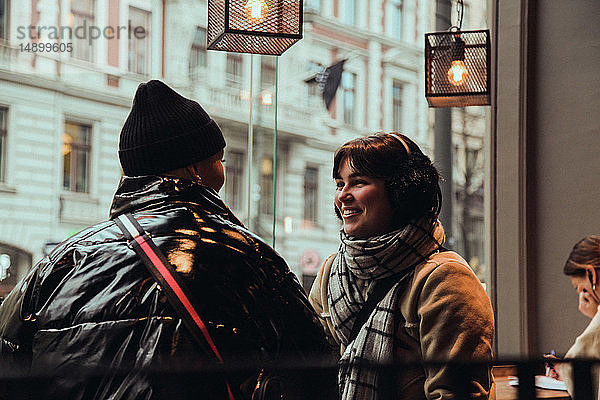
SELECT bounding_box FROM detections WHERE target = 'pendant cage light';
[425,29,490,107]
[207,0,303,55]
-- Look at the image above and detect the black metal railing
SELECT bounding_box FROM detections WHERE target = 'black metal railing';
[0,357,596,399]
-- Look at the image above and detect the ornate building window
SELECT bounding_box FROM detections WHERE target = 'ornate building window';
[341,0,357,25]
[392,80,404,131]
[63,121,91,193]
[225,150,244,212]
[189,27,207,79]
[391,0,403,40]
[304,166,319,224]
[259,157,273,215]
[128,7,151,75]
[70,0,95,61]
[0,0,8,40]
[342,71,356,125]
[0,107,6,182]
[226,53,243,90]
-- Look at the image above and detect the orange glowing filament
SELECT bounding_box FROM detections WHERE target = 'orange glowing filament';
[447,60,468,86]
[244,0,269,23]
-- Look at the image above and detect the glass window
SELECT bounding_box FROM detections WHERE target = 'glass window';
[261,56,276,90]
[189,27,206,79]
[305,61,323,107]
[342,71,356,125]
[63,121,91,193]
[226,53,243,89]
[391,0,403,40]
[0,107,6,182]
[0,0,7,40]
[305,80,319,108]
[225,150,244,212]
[261,57,276,105]
[392,80,403,131]
[453,107,487,286]
[70,0,95,62]
[128,7,151,75]
[259,157,273,216]
[304,0,320,14]
[304,166,319,224]
[341,0,356,25]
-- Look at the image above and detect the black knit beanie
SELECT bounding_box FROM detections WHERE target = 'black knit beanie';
[119,80,226,176]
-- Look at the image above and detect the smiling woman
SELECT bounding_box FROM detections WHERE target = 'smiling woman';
[309,132,495,400]
[332,133,441,235]
[334,160,394,238]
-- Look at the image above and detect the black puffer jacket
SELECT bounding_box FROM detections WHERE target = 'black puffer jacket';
[0,176,334,399]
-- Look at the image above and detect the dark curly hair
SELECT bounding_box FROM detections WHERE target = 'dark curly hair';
[333,132,442,229]
[564,235,600,276]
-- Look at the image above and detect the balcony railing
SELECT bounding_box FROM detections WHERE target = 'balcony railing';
[0,358,595,399]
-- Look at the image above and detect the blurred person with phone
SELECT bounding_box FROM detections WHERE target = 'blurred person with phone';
[546,235,600,399]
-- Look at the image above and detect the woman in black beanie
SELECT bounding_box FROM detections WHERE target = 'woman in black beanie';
[0,80,335,400]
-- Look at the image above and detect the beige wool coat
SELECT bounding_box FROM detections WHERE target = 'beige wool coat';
[560,305,600,400]
[309,251,496,399]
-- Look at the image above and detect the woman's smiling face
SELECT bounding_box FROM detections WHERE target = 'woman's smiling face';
[334,158,394,239]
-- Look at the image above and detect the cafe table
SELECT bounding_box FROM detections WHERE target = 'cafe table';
[493,366,571,400]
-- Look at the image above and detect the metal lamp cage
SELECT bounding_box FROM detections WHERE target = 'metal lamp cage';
[207,0,303,55]
[425,29,490,107]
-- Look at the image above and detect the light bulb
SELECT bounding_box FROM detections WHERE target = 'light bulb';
[244,0,269,23]
[447,59,468,86]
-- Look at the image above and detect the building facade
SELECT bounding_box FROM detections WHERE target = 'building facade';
[0,0,466,298]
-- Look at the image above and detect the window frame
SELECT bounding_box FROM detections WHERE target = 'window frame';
[226,53,244,89]
[303,165,319,224]
[0,0,8,40]
[189,26,207,78]
[259,157,274,216]
[0,107,7,183]
[391,0,403,40]
[128,6,151,75]
[341,71,356,126]
[62,120,92,193]
[225,150,245,212]
[304,0,321,14]
[260,56,276,90]
[341,0,357,25]
[392,80,404,131]
[70,0,96,62]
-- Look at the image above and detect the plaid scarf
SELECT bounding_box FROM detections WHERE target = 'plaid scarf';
[328,217,445,400]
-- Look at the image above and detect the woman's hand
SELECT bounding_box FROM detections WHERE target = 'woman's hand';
[578,290,599,319]
[544,354,562,381]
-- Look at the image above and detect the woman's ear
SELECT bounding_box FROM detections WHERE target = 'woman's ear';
[587,266,597,291]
